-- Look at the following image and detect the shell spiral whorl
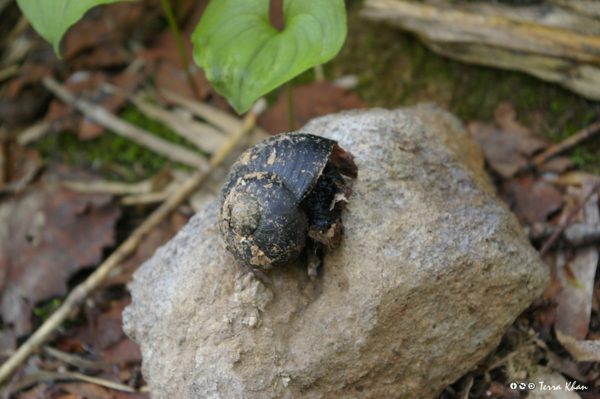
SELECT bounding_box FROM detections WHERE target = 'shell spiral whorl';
[218,133,355,271]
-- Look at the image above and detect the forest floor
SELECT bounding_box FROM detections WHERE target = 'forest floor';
[0,0,599,398]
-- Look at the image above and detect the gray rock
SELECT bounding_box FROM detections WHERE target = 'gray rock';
[123,105,549,399]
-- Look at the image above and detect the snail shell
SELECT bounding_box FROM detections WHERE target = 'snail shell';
[218,133,352,270]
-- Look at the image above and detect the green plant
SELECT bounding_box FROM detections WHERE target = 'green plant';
[192,0,346,113]
[16,0,347,115]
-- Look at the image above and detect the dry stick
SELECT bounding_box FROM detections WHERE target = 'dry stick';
[43,346,114,371]
[160,88,244,134]
[41,76,208,169]
[99,81,226,153]
[0,98,266,385]
[539,180,600,257]
[0,65,18,83]
[532,120,600,167]
[128,94,225,153]
[2,371,136,395]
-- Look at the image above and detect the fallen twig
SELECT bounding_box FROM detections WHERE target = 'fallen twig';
[0,65,18,83]
[532,120,600,167]
[539,180,600,257]
[526,222,600,247]
[43,346,115,371]
[101,83,226,154]
[0,371,136,395]
[129,94,225,154]
[0,97,267,385]
[120,184,178,206]
[62,178,156,196]
[16,120,51,146]
[41,76,209,169]
[160,88,247,133]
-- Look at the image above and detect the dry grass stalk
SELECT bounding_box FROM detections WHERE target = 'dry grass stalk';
[0,97,266,385]
[532,121,600,167]
[41,76,209,169]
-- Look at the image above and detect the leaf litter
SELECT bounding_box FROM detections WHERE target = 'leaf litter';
[2,0,600,397]
[0,166,121,336]
[439,102,600,397]
[258,80,366,134]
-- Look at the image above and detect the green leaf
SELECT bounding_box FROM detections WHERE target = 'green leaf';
[192,0,347,114]
[16,0,137,57]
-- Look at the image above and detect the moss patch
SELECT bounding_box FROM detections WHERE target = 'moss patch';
[326,4,600,173]
[37,104,199,181]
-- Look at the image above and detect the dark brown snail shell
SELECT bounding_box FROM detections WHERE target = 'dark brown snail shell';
[218,133,356,271]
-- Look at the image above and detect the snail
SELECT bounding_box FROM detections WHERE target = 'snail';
[218,133,357,277]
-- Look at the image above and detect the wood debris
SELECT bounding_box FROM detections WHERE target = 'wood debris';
[362,0,600,101]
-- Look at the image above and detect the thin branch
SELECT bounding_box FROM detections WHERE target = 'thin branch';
[526,222,600,247]
[128,94,225,154]
[539,180,600,257]
[286,81,295,131]
[41,76,209,170]
[160,88,244,133]
[0,371,135,395]
[43,346,114,371]
[17,120,51,146]
[100,82,226,153]
[532,120,600,167]
[62,179,154,196]
[0,98,267,385]
[0,65,18,83]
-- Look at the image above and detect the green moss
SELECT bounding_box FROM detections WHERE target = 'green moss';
[326,6,600,173]
[37,104,199,181]
[33,297,61,321]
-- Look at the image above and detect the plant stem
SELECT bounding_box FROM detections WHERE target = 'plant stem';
[286,81,295,131]
[159,0,201,100]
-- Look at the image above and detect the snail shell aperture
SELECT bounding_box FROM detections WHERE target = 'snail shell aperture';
[218,133,357,271]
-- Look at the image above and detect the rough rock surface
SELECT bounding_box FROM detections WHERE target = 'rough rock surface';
[123,105,549,399]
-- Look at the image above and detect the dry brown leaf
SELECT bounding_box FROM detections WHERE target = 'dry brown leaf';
[499,175,564,225]
[65,297,142,364]
[0,145,41,194]
[0,84,51,128]
[556,330,600,362]
[16,383,48,399]
[105,212,189,286]
[258,81,366,134]
[466,121,547,178]
[139,26,214,102]
[493,102,546,155]
[0,178,121,336]
[537,157,574,173]
[61,1,152,61]
[46,71,141,140]
[466,103,549,178]
[554,182,598,341]
[152,58,213,102]
[73,43,130,70]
